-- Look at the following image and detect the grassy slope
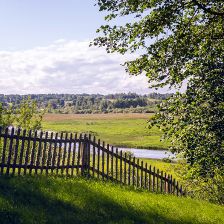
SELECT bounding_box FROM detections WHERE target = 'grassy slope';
[42,113,169,149]
[0,175,223,224]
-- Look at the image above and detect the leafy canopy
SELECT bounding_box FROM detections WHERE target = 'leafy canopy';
[93,0,224,177]
[0,97,44,130]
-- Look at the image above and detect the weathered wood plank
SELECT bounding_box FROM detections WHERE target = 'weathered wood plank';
[128,155,131,186]
[46,132,54,175]
[120,150,123,184]
[140,161,143,188]
[35,131,43,175]
[40,132,48,175]
[96,139,100,178]
[102,141,105,180]
[132,157,135,186]
[124,152,127,185]
[144,163,148,189]
[111,146,114,179]
[12,128,21,175]
[56,133,63,175]
[66,133,73,176]
[106,144,109,180]
[115,148,118,181]
[1,128,9,175]
[72,133,77,176]
[51,132,58,174]
[29,130,38,175]
[61,133,68,175]
[76,134,82,175]
[92,136,96,177]
[18,129,27,175]
[6,128,15,175]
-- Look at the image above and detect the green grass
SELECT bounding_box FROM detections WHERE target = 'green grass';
[42,114,169,149]
[142,159,180,179]
[0,175,223,224]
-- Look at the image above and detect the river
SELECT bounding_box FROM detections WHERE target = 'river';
[117,147,174,159]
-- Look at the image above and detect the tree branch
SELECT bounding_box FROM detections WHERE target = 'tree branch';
[192,0,224,17]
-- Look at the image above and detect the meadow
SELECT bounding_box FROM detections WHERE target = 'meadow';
[43,113,170,149]
[0,175,223,224]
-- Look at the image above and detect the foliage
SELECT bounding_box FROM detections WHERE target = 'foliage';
[15,98,44,130]
[0,98,44,130]
[174,160,224,204]
[0,175,223,224]
[93,0,224,178]
[0,93,170,114]
[0,104,14,129]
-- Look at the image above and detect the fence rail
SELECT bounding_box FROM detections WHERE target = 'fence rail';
[0,126,185,196]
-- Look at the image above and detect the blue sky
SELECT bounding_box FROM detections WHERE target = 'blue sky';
[0,1,171,94]
[0,0,104,50]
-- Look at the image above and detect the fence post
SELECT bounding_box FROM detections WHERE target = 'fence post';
[81,135,89,177]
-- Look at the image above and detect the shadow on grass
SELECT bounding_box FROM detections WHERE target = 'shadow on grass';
[0,175,208,224]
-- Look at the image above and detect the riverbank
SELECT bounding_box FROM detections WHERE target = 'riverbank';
[43,113,170,149]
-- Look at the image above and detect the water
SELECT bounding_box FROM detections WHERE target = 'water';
[63,143,173,159]
[118,147,174,159]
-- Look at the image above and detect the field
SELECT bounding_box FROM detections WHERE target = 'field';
[43,113,170,149]
[0,175,223,224]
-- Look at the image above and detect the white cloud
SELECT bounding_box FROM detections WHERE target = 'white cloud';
[0,39,164,94]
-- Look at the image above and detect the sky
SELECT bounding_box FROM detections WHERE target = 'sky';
[0,0,171,95]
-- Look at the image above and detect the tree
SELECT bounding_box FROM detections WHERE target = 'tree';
[0,97,44,130]
[15,98,44,130]
[92,1,224,178]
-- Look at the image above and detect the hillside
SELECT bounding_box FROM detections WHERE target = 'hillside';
[0,175,223,224]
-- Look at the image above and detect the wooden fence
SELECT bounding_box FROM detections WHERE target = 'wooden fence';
[0,126,185,196]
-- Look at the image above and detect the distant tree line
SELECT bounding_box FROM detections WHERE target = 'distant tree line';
[0,93,172,114]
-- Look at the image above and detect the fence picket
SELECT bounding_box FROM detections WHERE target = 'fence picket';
[56,133,63,175]
[6,128,14,175]
[51,132,58,174]
[164,172,167,193]
[66,133,72,176]
[97,139,100,178]
[46,132,53,175]
[29,130,38,175]
[36,131,43,175]
[128,155,131,186]
[102,141,105,180]
[153,167,156,192]
[106,144,109,180]
[140,161,143,188]
[76,134,82,175]
[61,133,68,175]
[149,165,152,191]
[41,132,48,175]
[0,127,8,175]
[12,128,21,175]
[160,171,163,193]
[124,152,127,185]
[144,163,148,189]
[111,146,114,179]
[157,169,159,192]
[132,157,135,186]
[71,133,77,176]
[92,136,96,177]
[18,129,26,175]
[120,150,122,184]
[137,159,139,188]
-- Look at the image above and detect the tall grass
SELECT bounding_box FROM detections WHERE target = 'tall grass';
[0,175,223,224]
